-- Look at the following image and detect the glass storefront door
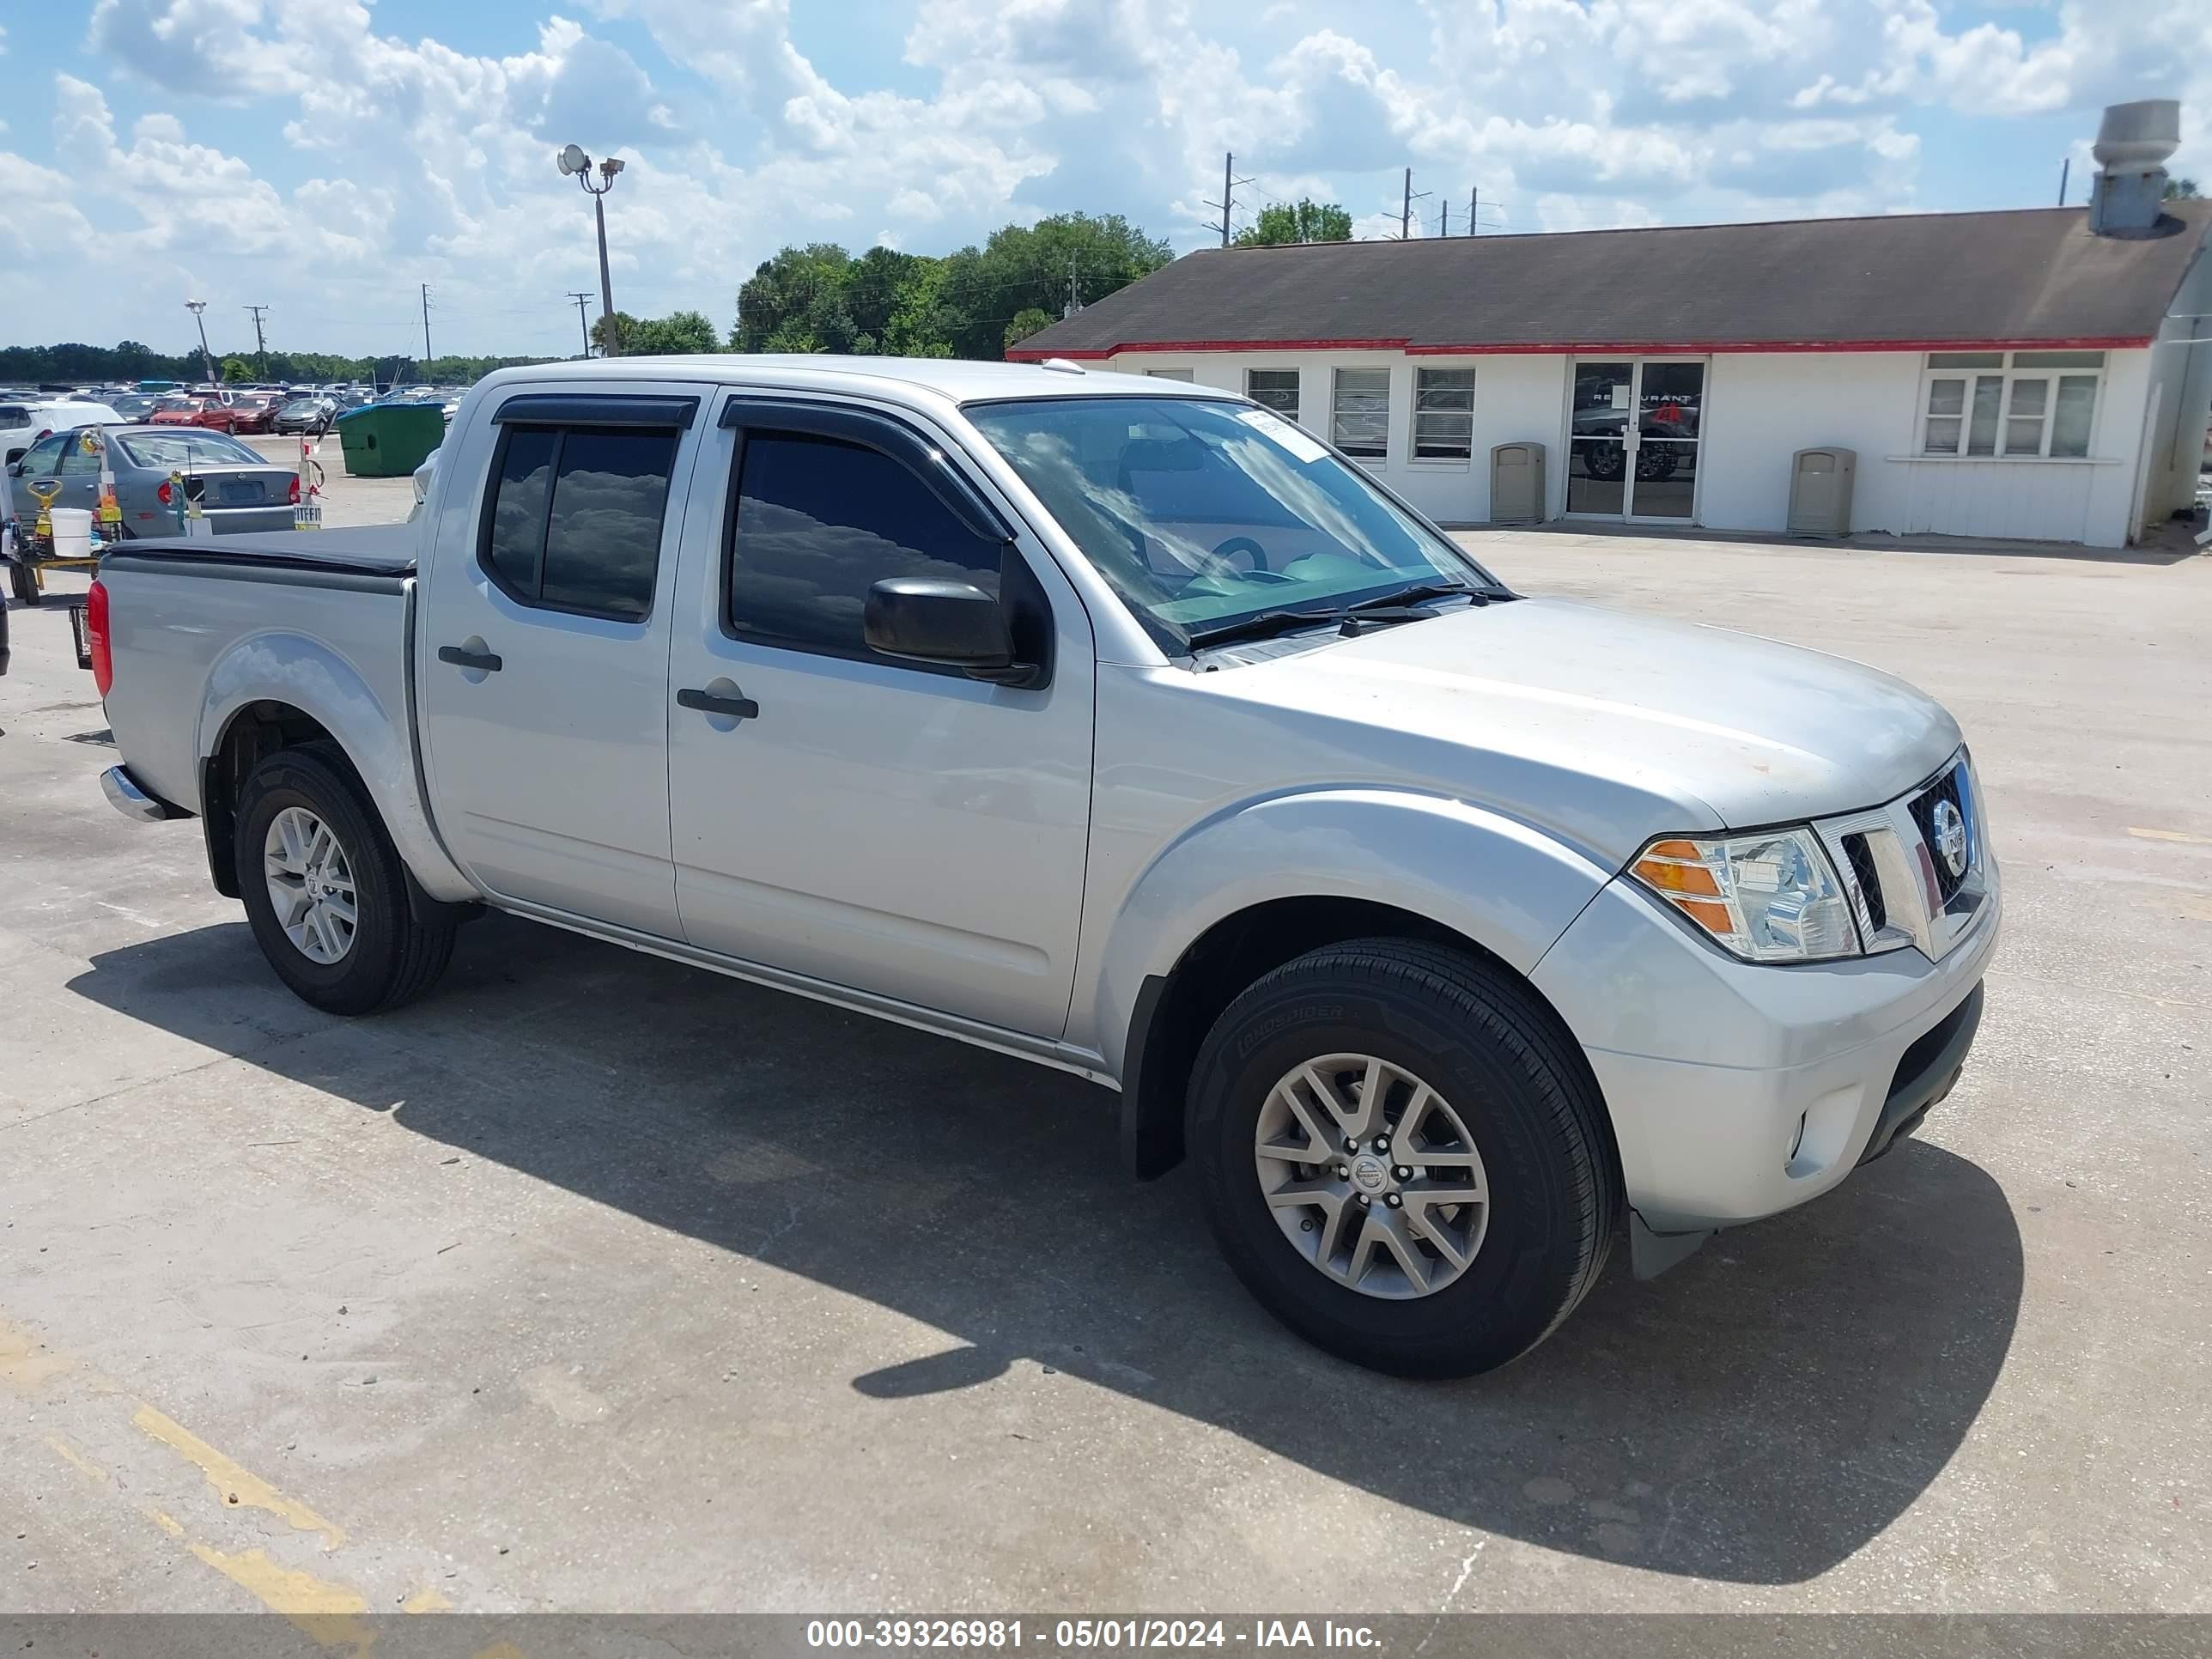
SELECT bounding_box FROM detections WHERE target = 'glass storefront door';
[1565,359,1706,521]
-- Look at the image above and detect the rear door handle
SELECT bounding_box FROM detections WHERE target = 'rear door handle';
[437,645,502,672]
[677,687,759,720]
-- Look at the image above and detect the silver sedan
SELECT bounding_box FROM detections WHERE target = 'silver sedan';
[7,424,299,540]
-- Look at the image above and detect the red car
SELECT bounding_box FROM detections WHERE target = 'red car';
[148,394,241,433]
[229,393,282,434]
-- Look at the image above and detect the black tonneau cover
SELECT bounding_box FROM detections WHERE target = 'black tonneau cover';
[99,526,416,580]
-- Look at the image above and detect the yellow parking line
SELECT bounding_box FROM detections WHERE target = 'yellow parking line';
[45,1435,111,1486]
[131,1402,347,1550]
[185,1541,374,1654]
[2130,826,2211,845]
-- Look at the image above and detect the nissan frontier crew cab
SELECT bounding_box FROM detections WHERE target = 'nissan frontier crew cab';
[86,357,1999,1376]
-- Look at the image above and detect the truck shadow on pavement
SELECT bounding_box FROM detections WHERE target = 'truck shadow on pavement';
[69,910,2024,1587]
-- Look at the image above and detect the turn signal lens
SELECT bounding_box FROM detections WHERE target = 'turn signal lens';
[1631,827,1859,963]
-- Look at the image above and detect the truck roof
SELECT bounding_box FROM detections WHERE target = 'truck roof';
[469,355,1223,407]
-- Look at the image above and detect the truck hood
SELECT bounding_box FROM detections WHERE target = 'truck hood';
[1227,597,1962,866]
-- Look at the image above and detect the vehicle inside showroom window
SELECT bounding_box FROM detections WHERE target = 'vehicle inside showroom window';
[1919,350,2103,458]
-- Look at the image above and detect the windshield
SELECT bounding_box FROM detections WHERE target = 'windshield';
[963,396,1496,650]
[119,431,264,469]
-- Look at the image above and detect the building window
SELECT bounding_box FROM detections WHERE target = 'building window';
[1413,367,1474,461]
[1146,368,1194,382]
[1921,350,2102,459]
[1332,367,1390,459]
[1245,368,1300,422]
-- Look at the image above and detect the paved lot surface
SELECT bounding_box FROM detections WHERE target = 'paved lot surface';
[3,478,2209,1616]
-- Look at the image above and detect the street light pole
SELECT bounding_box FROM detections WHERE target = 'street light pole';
[557,144,626,356]
[185,300,216,385]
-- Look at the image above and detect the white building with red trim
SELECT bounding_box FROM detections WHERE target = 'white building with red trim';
[1011,196,2212,549]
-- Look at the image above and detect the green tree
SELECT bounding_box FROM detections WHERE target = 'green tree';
[627,309,722,356]
[590,311,637,356]
[734,244,854,353]
[221,356,254,384]
[1235,198,1355,246]
[1004,307,1054,352]
[881,259,962,358]
[936,213,1173,360]
[2165,177,2202,200]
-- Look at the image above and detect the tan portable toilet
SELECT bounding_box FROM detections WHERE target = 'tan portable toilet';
[1787,447,1856,536]
[1490,441,1547,524]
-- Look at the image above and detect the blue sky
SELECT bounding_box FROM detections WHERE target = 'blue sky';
[2,1,2205,361]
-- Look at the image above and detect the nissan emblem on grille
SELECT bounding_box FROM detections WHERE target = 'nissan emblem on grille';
[1932,798,1968,878]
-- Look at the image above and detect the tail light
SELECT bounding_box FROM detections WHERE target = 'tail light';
[288,474,301,505]
[34,428,51,442]
[157,479,173,505]
[87,578,113,697]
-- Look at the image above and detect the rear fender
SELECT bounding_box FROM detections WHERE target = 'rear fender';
[198,630,473,901]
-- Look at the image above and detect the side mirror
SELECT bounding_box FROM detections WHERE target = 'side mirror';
[4,449,23,468]
[865,578,1042,688]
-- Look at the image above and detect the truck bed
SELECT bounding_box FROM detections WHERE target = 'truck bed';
[102,525,416,580]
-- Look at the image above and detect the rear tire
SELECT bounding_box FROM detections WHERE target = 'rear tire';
[1188,939,1619,1377]
[10,559,40,608]
[234,741,456,1015]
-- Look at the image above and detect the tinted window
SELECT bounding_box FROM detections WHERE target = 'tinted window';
[482,428,556,599]
[0,405,29,428]
[479,426,672,621]
[729,432,1002,657]
[541,429,676,620]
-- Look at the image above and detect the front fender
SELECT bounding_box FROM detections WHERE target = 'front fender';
[1088,787,1612,1080]
[199,629,472,901]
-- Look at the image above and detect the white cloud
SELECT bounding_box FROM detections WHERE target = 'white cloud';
[6,0,2204,357]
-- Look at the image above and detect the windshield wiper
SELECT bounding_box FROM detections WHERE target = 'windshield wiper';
[1183,607,1350,649]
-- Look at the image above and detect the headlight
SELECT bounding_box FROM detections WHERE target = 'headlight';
[1630,828,1859,963]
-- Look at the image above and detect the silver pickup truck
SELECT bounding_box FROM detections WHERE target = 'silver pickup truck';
[87,357,1999,1376]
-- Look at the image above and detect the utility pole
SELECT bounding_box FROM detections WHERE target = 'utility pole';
[244,304,270,379]
[184,300,216,385]
[1064,258,1083,319]
[420,284,433,377]
[2057,157,2070,206]
[1397,168,1431,240]
[1470,186,1479,235]
[567,291,595,357]
[1439,200,1449,238]
[1202,150,1254,246]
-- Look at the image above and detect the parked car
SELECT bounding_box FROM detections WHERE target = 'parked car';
[148,394,243,434]
[82,360,1997,1378]
[108,393,163,422]
[9,425,298,553]
[3,397,124,465]
[229,392,283,435]
[272,397,338,435]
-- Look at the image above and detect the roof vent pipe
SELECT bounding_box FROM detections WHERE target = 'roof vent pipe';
[2088,99,2180,237]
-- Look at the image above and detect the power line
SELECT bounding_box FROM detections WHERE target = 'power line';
[1202,150,1255,247]
[566,291,595,356]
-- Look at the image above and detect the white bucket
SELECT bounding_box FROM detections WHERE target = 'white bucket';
[49,507,93,561]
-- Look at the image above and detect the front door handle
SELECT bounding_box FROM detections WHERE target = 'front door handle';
[677,687,759,720]
[437,645,502,672]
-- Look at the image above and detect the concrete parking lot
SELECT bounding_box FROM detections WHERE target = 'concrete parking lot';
[3,477,2209,1616]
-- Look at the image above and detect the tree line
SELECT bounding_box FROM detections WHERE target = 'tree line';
[5,200,1357,381]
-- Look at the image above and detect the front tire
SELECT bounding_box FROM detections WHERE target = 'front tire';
[10,558,40,608]
[1188,939,1619,1377]
[234,741,456,1014]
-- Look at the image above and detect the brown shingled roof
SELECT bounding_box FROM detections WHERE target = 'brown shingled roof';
[1010,203,2212,359]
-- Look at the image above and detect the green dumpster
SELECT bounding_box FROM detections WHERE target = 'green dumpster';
[334,402,445,478]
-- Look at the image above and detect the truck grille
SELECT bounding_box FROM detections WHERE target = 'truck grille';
[1840,832,1886,932]
[1907,769,1971,903]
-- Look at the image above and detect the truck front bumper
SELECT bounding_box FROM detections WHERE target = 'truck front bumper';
[1531,865,2001,1261]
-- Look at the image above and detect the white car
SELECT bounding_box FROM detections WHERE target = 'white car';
[3,397,125,462]
[83,357,1997,1376]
